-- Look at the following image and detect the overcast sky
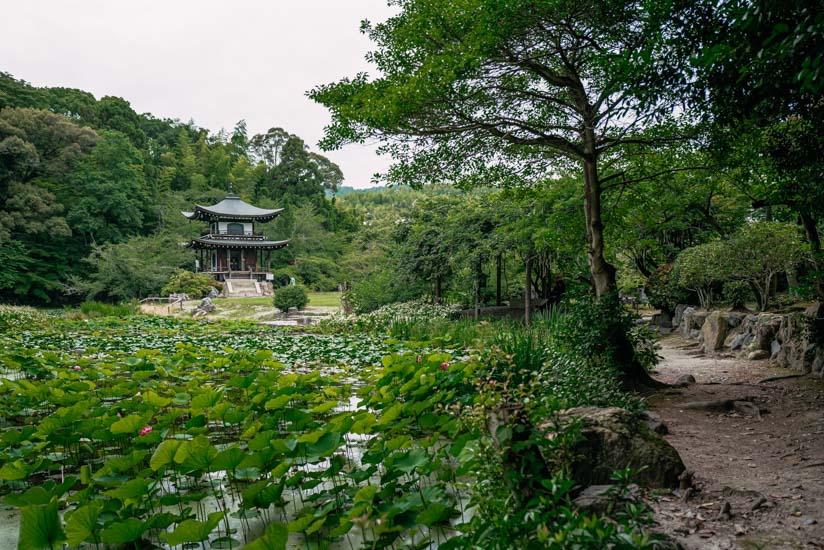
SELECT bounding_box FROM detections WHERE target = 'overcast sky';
[0,0,398,188]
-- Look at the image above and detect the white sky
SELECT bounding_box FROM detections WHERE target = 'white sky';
[0,0,398,188]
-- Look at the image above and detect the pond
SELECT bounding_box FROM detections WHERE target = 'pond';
[0,316,474,549]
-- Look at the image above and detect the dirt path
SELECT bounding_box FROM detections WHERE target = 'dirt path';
[647,336,824,549]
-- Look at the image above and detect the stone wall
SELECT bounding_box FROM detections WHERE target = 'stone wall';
[664,303,824,378]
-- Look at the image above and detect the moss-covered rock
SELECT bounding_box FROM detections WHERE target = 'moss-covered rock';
[546,407,685,488]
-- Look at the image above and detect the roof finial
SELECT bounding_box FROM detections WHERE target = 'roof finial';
[228,182,234,193]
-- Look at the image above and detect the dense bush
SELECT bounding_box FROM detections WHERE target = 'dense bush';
[294,256,341,291]
[161,269,220,299]
[646,264,689,315]
[722,280,752,310]
[344,271,426,314]
[672,222,807,311]
[0,305,50,331]
[273,284,309,311]
[726,222,806,311]
[671,241,727,309]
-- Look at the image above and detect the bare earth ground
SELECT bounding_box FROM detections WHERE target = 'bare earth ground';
[647,336,824,549]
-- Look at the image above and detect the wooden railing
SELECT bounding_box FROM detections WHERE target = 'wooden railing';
[201,230,266,239]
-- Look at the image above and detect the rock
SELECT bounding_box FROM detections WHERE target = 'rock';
[572,485,614,514]
[802,518,818,526]
[755,313,781,351]
[689,329,700,339]
[208,286,220,298]
[678,469,694,491]
[191,296,216,317]
[652,311,673,328]
[748,350,770,361]
[675,374,696,387]
[770,339,781,359]
[701,311,729,352]
[638,410,669,435]
[729,333,750,350]
[673,304,689,328]
[727,314,743,328]
[679,307,695,338]
[547,407,685,488]
[717,501,732,521]
[168,292,189,301]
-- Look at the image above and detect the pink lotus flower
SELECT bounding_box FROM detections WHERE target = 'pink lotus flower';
[72,365,81,371]
[139,426,153,437]
[439,362,449,371]
[117,413,122,418]
[416,356,422,363]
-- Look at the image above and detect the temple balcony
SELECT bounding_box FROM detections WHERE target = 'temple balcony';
[200,230,267,240]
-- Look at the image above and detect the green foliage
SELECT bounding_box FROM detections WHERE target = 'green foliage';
[646,264,689,315]
[272,284,309,311]
[294,256,340,291]
[0,305,658,550]
[671,241,728,309]
[73,234,191,301]
[722,281,752,310]
[345,271,425,314]
[161,269,217,299]
[77,300,137,319]
[673,222,807,311]
[726,222,807,311]
[0,72,355,305]
[0,305,50,332]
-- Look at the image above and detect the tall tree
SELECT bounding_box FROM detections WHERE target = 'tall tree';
[311,0,686,386]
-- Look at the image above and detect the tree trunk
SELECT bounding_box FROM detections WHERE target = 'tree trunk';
[581,140,663,391]
[474,257,481,320]
[800,212,823,298]
[496,253,502,307]
[434,274,442,304]
[800,212,821,253]
[524,254,532,327]
[582,156,617,300]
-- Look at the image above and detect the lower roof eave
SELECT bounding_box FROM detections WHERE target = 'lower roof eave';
[187,238,290,250]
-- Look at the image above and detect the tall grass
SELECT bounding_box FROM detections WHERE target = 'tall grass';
[75,301,138,319]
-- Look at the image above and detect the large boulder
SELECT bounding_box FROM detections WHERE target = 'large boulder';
[679,307,708,339]
[774,303,824,375]
[672,304,689,329]
[546,407,685,488]
[701,311,729,352]
[754,316,781,351]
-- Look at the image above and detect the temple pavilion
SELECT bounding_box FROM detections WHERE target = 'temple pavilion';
[182,193,289,282]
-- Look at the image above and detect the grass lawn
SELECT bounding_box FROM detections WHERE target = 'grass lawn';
[306,292,343,307]
[210,292,342,308]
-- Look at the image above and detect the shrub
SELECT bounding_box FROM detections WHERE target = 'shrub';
[726,221,807,311]
[273,285,309,312]
[671,241,728,309]
[722,280,751,310]
[646,263,689,315]
[345,271,425,314]
[294,256,340,291]
[161,269,219,299]
[673,222,807,312]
